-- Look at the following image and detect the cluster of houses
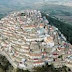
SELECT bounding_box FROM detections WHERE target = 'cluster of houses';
[0,10,72,70]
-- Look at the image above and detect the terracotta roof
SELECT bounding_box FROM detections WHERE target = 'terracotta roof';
[45,37,53,43]
[23,25,36,28]
[41,52,47,55]
[28,53,42,56]
[53,53,58,55]
[34,61,44,64]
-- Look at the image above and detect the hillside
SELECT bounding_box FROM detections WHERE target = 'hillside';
[0,10,72,72]
[1,3,72,24]
[0,10,72,44]
[0,54,71,72]
[42,13,72,44]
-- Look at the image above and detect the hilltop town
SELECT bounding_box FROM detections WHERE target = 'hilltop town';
[0,10,72,70]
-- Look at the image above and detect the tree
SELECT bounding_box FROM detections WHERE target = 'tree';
[58,55,63,60]
[17,68,30,72]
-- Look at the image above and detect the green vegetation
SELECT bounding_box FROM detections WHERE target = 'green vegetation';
[0,10,72,72]
[0,14,3,19]
[33,64,57,72]
[42,13,72,44]
[0,14,6,20]
[33,64,71,72]
[58,55,62,58]
[0,55,30,72]
[0,54,71,72]
[17,68,30,72]
[58,55,63,60]
[21,13,26,16]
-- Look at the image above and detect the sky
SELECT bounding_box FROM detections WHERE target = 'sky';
[0,0,72,14]
[0,0,71,5]
[0,0,71,4]
[0,0,72,7]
